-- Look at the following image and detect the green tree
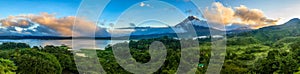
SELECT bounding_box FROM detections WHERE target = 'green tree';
[13,49,62,74]
[0,58,17,74]
[0,42,30,50]
[41,45,78,73]
[294,67,300,74]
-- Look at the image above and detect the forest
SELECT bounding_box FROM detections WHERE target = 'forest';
[0,35,300,74]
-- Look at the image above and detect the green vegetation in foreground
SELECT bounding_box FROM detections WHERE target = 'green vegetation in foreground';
[0,36,300,74]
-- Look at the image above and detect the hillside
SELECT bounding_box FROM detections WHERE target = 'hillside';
[231,18,300,41]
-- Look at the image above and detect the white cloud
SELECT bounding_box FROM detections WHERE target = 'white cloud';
[140,2,145,7]
[140,2,151,7]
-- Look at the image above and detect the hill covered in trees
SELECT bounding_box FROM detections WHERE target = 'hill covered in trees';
[0,35,300,73]
[230,18,300,42]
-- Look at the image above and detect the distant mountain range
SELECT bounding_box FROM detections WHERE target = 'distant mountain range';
[230,18,300,41]
[112,16,252,39]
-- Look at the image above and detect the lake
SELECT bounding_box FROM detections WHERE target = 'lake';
[0,36,213,50]
[0,39,129,50]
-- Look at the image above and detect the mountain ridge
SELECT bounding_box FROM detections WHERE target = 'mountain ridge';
[230,18,300,41]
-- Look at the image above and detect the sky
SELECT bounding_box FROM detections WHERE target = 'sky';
[97,0,205,28]
[0,0,205,28]
[0,0,300,36]
[0,0,81,17]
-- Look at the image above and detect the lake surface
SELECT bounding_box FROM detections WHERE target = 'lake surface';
[0,39,129,50]
[0,36,216,50]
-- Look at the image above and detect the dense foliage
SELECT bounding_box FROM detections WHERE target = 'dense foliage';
[0,42,30,50]
[0,43,76,74]
[0,35,300,73]
[0,58,17,74]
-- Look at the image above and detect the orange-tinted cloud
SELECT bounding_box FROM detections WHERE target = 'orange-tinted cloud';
[0,13,103,36]
[203,2,235,25]
[203,2,280,29]
[0,18,33,28]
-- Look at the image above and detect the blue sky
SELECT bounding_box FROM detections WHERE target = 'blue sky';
[99,0,204,28]
[0,0,81,17]
[0,0,208,28]
[1,0,300,25]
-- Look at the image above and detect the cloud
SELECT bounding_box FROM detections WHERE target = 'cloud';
[108,29,135,37]
[203,2,235,25]
[0,26,43,36]
[140,2,151,7]
[140,2,146,7]
[0,13,110,37]
[28,13,98,36]
[129,23,136,27]
[185,9,193,14]
[203,2,280,29]
[0,18,34,28]
[34,25,60,35]
[109,23,114,27]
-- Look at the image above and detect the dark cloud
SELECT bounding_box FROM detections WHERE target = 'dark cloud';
[129,23,136,27]
[34,25,60,35]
